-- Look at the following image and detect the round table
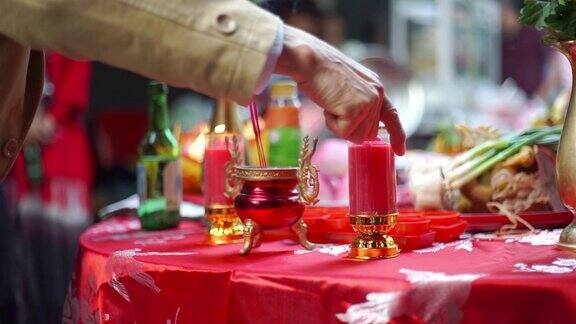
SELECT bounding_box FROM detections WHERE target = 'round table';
[64,216,576,323]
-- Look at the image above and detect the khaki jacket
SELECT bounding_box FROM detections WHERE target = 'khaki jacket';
[0,0,280,181]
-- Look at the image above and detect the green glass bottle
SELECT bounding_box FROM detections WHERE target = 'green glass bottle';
[137,81,182,230]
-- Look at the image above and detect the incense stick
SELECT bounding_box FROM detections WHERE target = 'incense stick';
[248,100,267,167]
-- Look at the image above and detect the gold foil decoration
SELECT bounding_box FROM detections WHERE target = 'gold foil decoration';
[224,135,242,199]
[297,136,320,205]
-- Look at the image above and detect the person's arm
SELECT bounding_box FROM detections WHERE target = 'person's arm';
[0,0,280,105]
[0,0,406,151]
[276,26,406,154]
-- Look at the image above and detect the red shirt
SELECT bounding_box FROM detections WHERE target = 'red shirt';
[11,53,93,203]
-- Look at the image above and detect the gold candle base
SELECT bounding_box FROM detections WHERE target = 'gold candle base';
[348,213,400,260]
[206,205,244,245]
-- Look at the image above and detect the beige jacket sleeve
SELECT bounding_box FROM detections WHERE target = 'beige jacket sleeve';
[0,0,281,105]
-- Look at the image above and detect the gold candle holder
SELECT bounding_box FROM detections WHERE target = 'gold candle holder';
[347,127,399,259]
[205,205,244,245]
[348,213,399,259]
[204,134,244,244]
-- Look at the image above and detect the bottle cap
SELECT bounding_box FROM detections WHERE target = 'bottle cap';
[270,81,297,99]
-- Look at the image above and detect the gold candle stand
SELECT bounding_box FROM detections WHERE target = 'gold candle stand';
[348,213,399,259]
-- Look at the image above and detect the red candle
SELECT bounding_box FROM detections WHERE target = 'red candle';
[203,134,243,207]
[203,147,231,206]
[348,131,397,215]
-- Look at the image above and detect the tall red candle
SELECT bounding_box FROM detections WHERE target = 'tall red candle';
[203,134,242,207]
[204,147,232,206]
[348,129,397,215]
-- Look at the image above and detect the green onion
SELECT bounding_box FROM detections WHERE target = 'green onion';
[446,126,561,189]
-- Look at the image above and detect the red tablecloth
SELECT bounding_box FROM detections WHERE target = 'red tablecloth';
[64,216,576,324]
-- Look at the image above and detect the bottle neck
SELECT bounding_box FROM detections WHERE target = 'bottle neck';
[210,100,242,134]
[148,95,170,131]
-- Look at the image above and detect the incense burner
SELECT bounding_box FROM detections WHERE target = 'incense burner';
[226,136,319,254]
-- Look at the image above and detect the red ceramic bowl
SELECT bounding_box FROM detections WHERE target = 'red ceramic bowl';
[304,207,350,233]
[422,210,460,226]
[305,206,349,218]
[307,231,355,244]
[431,220,468,242]
[391,230,436,251]
[398,208,417,213]
[303,215,330,233]
[391,216,430,236]
[318,217,353,232]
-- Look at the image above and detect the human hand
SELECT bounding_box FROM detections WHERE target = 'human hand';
[275,25,406,155]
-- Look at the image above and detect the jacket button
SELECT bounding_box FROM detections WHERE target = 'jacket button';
[2,138,18,158]
[215,14,238,35]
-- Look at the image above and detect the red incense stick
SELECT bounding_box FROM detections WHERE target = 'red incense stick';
[248,100,267,167]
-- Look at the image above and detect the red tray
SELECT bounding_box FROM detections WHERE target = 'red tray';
[305,207,349,218]
[307,231,354,244]
[431,220,468,242]
[391,216,431,236]
[422,210,461,226]
[307,230,436,251]
[461,210,573,232]
[305,211,437,250]
[398,209,424,217]
[313,217,352,232]
[391,231,436,251]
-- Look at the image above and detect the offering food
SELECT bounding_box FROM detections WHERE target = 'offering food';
[430,124,501,155]
[410,126,564,231]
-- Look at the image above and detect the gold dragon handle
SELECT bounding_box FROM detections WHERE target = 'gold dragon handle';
[297,136,320,205]
[224,135,243,199]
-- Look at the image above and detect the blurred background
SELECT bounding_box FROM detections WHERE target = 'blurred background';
[1,0,572,323]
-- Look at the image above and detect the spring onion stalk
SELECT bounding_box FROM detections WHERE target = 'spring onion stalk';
[446,126,561,189]
[446,148,498,182]
[449,139,507,169]
[535,133,561,146]
[447,128,540,170]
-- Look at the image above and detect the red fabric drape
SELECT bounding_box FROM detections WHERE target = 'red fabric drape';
[65,216,576,324]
